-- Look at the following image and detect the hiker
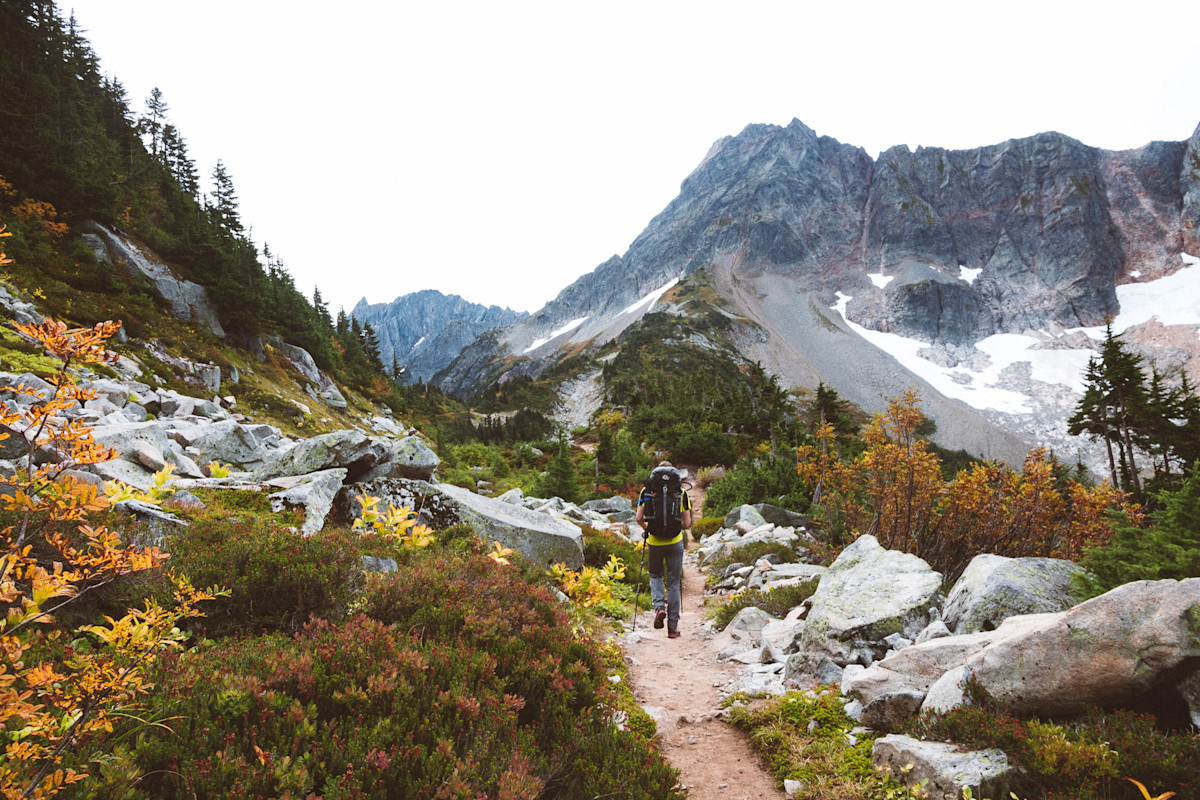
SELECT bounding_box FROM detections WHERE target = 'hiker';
[635,460,692,639]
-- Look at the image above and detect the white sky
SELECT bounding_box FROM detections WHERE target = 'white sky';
[64,1,1200,316]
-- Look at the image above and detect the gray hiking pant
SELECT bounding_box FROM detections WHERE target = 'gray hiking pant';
[648,539,685,629]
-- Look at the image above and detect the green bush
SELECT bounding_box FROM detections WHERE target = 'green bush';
[691,515,724,538]
[1079,465,1200,596]
[166,517,370,635]
[711,579,818,631]
[704,454,811,519]
[905,691,1200,800]
[706,540,800,582]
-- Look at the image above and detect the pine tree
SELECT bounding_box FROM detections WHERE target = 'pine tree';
[210,159,243,234]
[1068,324,1149,493]
[140,87,169,160]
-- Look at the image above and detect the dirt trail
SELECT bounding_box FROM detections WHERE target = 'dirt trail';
[621,480,785,799]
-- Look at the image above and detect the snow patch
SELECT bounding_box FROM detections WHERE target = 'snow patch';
[869,272,893,289]
[524,316,589,354]
[959,265,982,285]
[831,253,1200,416]
[622,275,681,315]
[409,336,426,352]
[1130,270,1142,279]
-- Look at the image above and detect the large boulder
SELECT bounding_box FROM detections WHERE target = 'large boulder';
[338,478,584,570]
[873,734,1013,800]
[797,535,943,666]
[170,419,282,470]
[753,503,813,529]
[254,430,391,482]
[943,554,1089,634]
[359,435,440,481]
[266,468,348,535]
[967,578,1200,717]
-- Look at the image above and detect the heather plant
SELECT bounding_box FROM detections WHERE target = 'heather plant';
[906,698,1200,799]
[120,547,684,800]
[164,515,366,635]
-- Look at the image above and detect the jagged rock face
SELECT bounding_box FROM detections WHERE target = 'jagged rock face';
[351,290,526,384]
[435,118,1199,397]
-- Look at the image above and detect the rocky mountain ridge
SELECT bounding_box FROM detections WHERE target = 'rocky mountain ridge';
[351,290,526,384]
[432,118,1200,469]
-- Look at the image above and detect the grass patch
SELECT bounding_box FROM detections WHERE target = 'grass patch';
[711,578,819,631]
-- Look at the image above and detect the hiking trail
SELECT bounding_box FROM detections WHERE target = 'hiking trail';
[620,479,785,799]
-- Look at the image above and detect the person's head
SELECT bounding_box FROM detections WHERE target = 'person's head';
[658,460,673,468]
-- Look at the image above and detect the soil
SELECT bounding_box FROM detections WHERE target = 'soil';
[621,480,786,799]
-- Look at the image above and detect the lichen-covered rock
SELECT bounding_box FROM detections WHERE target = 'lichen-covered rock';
[943,554,1088,634]
[267,468,347,535]
[797,535,943,666]
[254,430,391,482]
[873,734,1013,800]
[724,504,769,531]
[338,478,584,570]
[968,578,1200,717]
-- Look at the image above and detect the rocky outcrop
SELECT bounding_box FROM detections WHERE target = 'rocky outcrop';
[79,221,225,338]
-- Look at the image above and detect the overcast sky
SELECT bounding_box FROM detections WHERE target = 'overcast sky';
[64,1,1200,317]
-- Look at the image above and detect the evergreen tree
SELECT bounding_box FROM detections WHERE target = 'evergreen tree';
[1068,324,1149,493]
[140,86,169,159]
[538,432,583,504]
[209,159,243,234]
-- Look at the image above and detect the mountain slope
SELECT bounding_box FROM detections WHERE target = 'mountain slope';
[434,118,1200,469]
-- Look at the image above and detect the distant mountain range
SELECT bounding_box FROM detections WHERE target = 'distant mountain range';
[350,291,526,384]
[357,118,1200,471]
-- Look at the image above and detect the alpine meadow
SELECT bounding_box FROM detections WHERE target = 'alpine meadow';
[3,4,1200,800]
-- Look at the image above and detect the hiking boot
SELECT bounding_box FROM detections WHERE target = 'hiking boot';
[653,609,666,629]
[668,628,680,639]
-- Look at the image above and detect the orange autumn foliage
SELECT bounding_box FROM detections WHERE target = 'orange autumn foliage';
[0,307,222,795]
[798,389,1130,581]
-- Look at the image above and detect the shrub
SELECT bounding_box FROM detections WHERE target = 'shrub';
[906,697,1200,800]
[166,517,367,635]
[704,453,811,519]
[712,579,818,630]
[120,547,684,800]
[728,688,917,799]
[691,515,724,538]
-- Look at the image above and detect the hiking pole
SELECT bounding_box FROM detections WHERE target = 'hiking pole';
[631,535,646,629]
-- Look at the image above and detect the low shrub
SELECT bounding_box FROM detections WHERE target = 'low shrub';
[704,454,811,519]
[166,516,369,635]
[116,547,684,800]
[711,579,818,631]
[691,515,724,539]
[905,695,1200,800]
[728,688,919,800]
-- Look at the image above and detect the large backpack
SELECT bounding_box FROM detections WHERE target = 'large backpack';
[641,466,685,539]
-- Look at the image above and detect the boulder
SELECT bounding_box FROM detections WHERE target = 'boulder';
[582,496,633,515]
[358,435,440,482]
[172,419,281,470]
[254,430,390,482]
[797,535,943,666]
[873,734,1013,800]
[943,554,1088,634]
[783,652,844,688]
[967,578,1200,717]
[267,468,347,535]
[724,504,768,531]
[752,503,813,529]
[338,478,584,570]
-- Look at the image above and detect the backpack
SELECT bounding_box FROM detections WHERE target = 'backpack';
[641,466,685,539]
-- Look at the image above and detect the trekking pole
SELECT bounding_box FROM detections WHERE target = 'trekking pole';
[631,535,646,629]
